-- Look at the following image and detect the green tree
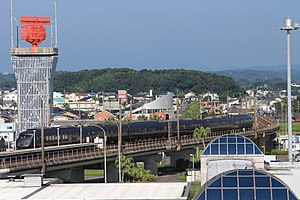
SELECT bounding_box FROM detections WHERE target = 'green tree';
[63,102,70,110]
[53,68,243,95]
[183,102,201,119]
[115,155,155,182]
[137,115,148,121]
[10,100,17,111]
[106,117,116,124]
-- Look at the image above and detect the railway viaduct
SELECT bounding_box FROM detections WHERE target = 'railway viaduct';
[0,116,279,183]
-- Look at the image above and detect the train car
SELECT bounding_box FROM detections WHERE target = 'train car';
[16,115,253,149]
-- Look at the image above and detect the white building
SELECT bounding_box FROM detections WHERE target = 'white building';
[2,90,17,109]
[0,122,15,149]
[129,93,174,120]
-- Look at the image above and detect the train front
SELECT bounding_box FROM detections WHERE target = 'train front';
[16,131,34,149]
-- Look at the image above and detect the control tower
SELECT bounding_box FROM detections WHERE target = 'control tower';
[11,14,58,134]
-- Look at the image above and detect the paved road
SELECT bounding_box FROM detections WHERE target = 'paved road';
[85,173,185,183]
[156,173,186,182]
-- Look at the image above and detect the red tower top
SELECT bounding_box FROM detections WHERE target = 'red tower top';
[20,16,50,48]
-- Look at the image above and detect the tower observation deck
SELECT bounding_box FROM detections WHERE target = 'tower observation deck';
[11,16,58,135]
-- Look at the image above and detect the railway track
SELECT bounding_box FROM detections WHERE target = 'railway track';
[0,116,279,174]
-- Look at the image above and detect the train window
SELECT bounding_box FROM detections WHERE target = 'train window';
[20,134,32,139]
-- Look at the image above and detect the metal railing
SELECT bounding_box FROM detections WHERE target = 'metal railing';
[0,116,279,172]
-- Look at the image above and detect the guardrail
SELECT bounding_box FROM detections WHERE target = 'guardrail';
[0,116,279,173]
[11,47,59,55]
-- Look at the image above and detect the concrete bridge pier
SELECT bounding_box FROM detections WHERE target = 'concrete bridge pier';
[253,132,276,153]
[107,161,119,183]
[134,154,162,176]
[166,149,195,171]
[45,166,84,183]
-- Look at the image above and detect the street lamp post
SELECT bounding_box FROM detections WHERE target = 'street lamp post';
[91,125,107,183]
[118,99,122,182]
[280,17,299,162]
[190,154,195,169]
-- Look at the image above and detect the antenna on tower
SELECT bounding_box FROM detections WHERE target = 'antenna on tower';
[10,0,14,48]
[54,0,58,47]
[51,21,54,47]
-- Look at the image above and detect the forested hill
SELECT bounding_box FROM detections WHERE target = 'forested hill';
[53,68,243,96]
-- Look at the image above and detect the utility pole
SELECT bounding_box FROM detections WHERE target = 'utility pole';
[41,99,46,174]
[118,98,122,182]
[130,95,132,121]
[245,97,248,114]
[280,17,299,162]
[254,92,258,139]
[227,91,229,115]
[176,95,180,149]
[167,121,171,149]
[199,97,202,119]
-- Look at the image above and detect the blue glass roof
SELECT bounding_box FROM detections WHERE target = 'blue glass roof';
[202,134,263,155]
[195,169,298,200]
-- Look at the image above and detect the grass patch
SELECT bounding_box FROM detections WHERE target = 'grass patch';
[188,181,201,200]
[178,172,186,181]
[84,169,104,177]
[279,122,300,134]
[266,150,288,155]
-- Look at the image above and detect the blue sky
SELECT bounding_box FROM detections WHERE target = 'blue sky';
[1,0,300,72]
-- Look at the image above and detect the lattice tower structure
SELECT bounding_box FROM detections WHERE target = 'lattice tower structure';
[11,47,58,135]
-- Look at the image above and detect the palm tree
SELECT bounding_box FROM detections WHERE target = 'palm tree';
[193,126,209,149]
[204,127,211,138]
[115,154,134,182]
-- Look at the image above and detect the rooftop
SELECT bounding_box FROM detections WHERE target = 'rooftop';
[0,180,188,200]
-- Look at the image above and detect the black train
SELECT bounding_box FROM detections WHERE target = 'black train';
[16,115,253,149]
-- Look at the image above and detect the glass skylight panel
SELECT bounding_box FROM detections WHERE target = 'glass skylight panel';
[195,169,298,200]
[202,134,263,155]
[223,189,238,200]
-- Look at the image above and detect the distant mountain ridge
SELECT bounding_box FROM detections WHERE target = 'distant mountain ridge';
[53,68,243,95]
[1,64,300,91]
[213,65,300,82]
[0,73,16,89]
